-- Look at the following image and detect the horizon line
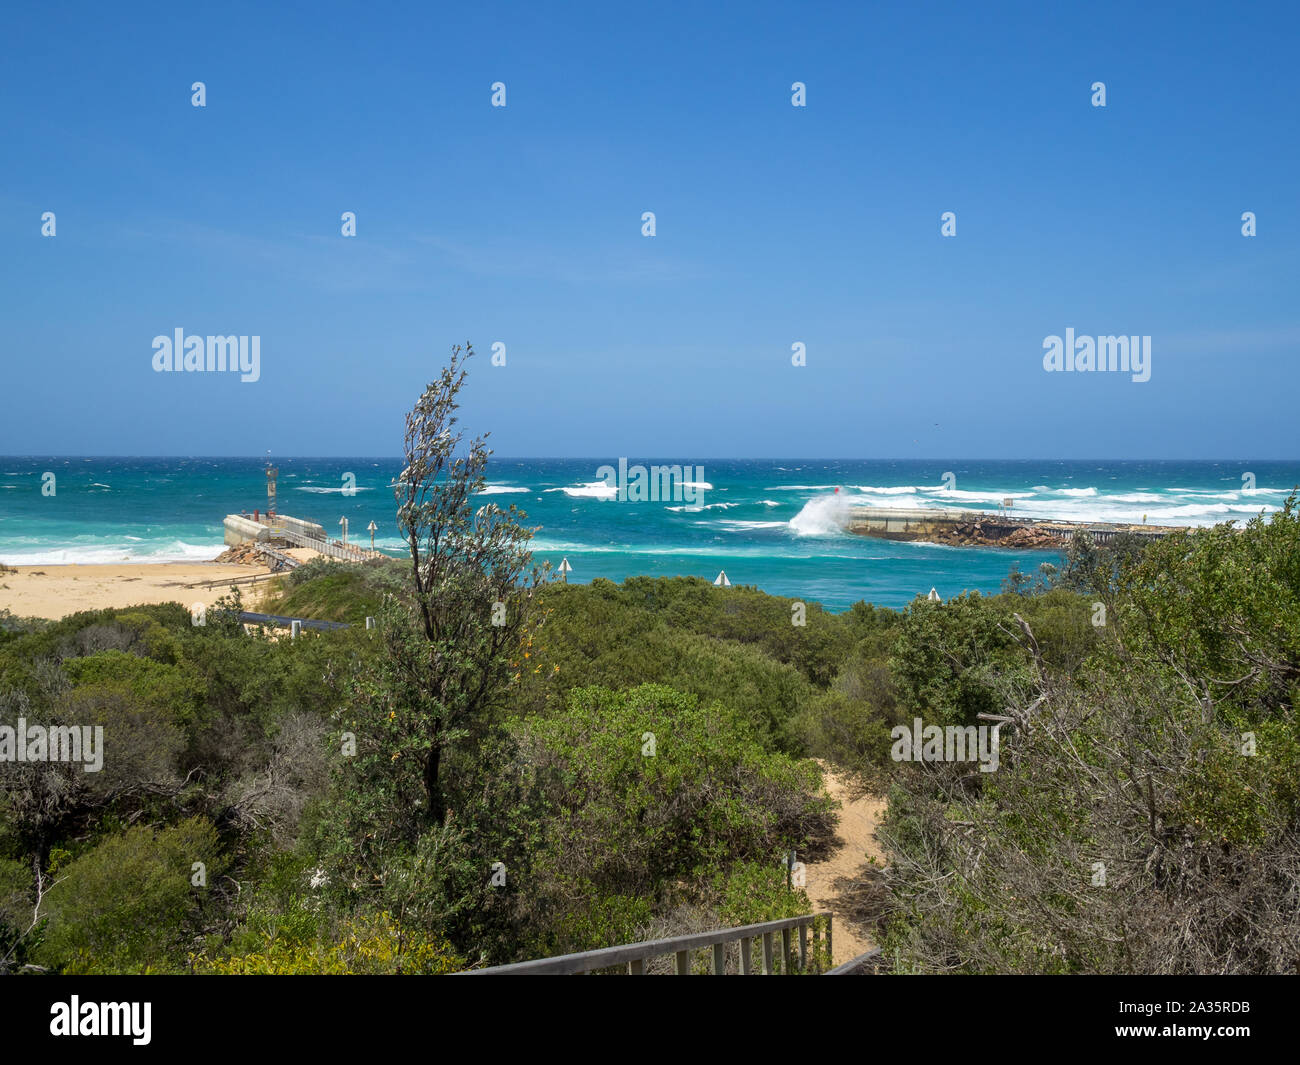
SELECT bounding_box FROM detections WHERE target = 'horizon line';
[3,455,1299,464]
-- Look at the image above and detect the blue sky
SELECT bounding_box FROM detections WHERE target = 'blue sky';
[2,0,1297,458]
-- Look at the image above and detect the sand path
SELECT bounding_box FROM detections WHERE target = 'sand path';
[804,761,887,967]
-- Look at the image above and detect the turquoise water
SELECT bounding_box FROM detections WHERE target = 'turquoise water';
[1,458,1295,610]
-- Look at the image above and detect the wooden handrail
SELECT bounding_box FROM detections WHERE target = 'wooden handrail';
[825,948,882,975]
[462,912,832,975]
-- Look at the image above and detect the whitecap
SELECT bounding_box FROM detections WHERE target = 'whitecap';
[544,483,618,500]
[295,485,374,494]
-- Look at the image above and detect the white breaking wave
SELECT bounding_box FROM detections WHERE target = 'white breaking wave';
[478,485,529,495]
[0,540,224,565]
[528,538,876,560]
[1145,502,1236,517]
[1169,485,1291,495]
[295,485,374,494]
[666,502,739,512]
[854,484,948,495]
[714,519,789,531]
[934,489,1036,504]
[780,483,1281,530]
[973,498,1277,526]
[545,482,618,500]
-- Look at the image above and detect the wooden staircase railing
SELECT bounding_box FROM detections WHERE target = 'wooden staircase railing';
[461,913,833,975]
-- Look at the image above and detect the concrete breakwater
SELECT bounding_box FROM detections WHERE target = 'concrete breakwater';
[846,506,1180,549]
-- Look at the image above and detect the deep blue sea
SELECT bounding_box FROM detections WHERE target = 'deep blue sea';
[1,458,1296,611]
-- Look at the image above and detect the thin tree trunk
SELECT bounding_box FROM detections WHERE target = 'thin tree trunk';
[424,743,445,824]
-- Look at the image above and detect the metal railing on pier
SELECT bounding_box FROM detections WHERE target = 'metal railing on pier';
[265,519,383,562]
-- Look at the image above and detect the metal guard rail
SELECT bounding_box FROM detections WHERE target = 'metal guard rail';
[265,518,383,562]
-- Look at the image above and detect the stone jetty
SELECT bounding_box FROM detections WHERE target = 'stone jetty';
[846,506,1180,549]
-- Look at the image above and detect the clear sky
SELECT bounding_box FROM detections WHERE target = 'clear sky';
[2,0,1297,458]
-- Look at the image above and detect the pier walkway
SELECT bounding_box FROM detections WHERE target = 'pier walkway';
[223,511,385,564]
[266,517,384,562]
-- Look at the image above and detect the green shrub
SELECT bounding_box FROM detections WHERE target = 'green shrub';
[194,909,462,974]
[35,818,227,973]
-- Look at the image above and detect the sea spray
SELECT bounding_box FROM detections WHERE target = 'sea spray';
[789,493,852,537]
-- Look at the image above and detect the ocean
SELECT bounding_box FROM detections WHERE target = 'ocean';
[1,458,1295,611]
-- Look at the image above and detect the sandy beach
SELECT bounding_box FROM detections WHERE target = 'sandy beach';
[0,561,277,621]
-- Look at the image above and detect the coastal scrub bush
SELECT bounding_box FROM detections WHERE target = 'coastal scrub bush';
[194,909,462,974]
[583,576,864,686]
[889,591,1035,728]
[62,649,205,728]
[506,581,818,753]
[714,860,814,926]
[268,556,409,623]
[0,856,36,973]
[0,604,187,697]
[877,503,1300,974]
[34,817,227,974]
[511,683,833,957]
